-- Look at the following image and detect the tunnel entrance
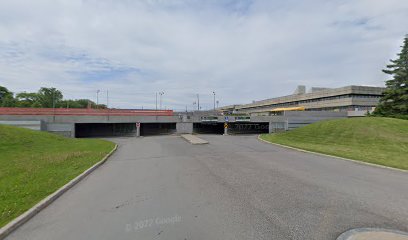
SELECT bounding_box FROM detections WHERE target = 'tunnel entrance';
[140,123,176,136]
[75,123,136,138]
[193,123,224,134]
[228,122,269,134]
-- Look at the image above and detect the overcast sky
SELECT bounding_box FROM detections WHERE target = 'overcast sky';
[0,0,407,110]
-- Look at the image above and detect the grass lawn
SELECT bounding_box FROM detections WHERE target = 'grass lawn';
[260,117,408,170]
[0,125,115,228]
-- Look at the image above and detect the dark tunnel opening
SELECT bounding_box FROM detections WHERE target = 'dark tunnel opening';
[75,123,136,138]
[75,122,177,137]
[140,123,176,136]
[193,123,224,134]
[228,122,269,134]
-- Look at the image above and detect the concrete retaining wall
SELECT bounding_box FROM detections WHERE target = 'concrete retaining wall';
[176,123,193,134]
[0,120,45,131]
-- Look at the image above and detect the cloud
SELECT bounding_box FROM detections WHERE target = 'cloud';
[0,0,407,110]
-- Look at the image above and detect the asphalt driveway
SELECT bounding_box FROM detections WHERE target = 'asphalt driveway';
[6,135,408,240]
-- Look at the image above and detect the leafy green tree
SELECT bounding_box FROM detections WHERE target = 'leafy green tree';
[74,99,94,108]
[15,92,39,107]
[1,86,105,109]
[37,87,63,108]
[374,35,408,117]
[0,86,16,107]
[0,86,11,100]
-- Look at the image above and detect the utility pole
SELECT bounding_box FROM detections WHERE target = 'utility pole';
[212,91,216,110]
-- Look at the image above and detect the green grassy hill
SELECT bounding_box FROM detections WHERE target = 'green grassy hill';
[260,117,408,170]
[0,125,115,227]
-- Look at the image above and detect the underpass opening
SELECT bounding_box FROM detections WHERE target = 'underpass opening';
[228,122,269,134]
[193,123,224,134]
[75,123,136,138]
[140,123,176,136]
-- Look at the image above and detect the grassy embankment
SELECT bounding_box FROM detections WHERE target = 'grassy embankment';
[260,117,408,170]
[0,125,115,227]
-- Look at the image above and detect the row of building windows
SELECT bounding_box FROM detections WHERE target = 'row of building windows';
[306,105,376,112]
[241,94,382,111]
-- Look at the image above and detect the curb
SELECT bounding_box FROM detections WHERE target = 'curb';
[337,228,408,240]
[257,135,408,173]
[0,144,118,240]
[180,134,209,145]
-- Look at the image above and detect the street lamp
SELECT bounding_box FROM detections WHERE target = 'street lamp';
[212,91,216,110]
[159,91,164,110]
[96,90,100,108]
[197,94,200,111]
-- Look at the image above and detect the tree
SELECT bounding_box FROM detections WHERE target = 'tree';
[0,86,103,109]
[74,99,94,108]
[37,87,63,108]
[0,86,16,107]
[15,92,39,107]
[374,35,408,117]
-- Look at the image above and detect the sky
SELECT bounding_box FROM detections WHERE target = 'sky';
[0,0,407,111]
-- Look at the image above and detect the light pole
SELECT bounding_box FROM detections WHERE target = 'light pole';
[96,90,100,108]
[106,90,109,108]
[212,91,216,110]
[155,93,158,111]
[52,90,55,109]
[197,94,200,111]
[159,91,164,110]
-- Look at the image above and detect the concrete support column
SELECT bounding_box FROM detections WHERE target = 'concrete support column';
[176,122,193,134]
[136,123,141,137]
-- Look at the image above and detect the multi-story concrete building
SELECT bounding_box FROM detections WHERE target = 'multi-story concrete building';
[233,85,385,115]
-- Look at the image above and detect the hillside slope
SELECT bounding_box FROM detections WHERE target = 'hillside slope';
[260,117,408,170]
[0,125,115,227]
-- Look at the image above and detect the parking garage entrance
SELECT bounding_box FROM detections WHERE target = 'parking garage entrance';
[228,122,269,134]
[193,122,269,134]
[140,123,176,136]
[75,122,177,137]
[75,123,136,138]
[193,123,224,134]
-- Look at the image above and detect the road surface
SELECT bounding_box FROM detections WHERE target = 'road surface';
[6,135,408,240]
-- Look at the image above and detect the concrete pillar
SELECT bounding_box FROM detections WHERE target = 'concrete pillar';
[223,123,228,135]
[176,122,193,134]
[136,123,141,137]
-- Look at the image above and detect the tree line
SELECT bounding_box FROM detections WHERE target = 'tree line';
[0,86,106,109]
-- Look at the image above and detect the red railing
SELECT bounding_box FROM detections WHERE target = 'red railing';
[0,107,173,116]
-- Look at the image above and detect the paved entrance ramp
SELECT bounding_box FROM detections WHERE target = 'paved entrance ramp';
[181,134,209,145]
